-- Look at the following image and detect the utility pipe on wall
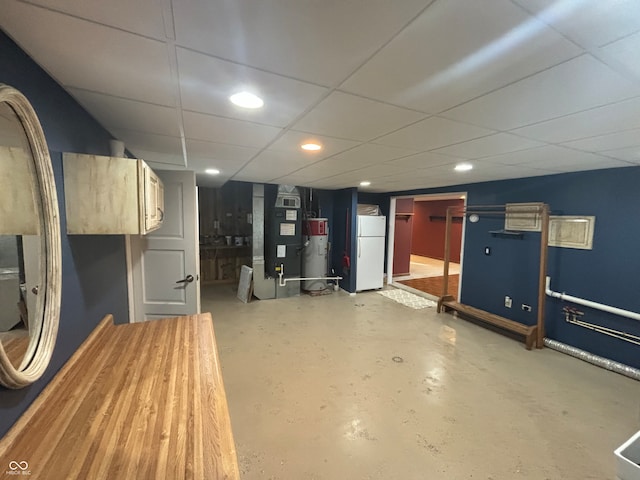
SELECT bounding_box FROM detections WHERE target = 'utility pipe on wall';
[544,338,640,381]
[278,264,342,289]
[545,276,640,321]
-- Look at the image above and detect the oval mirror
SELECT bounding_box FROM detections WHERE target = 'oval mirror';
[0,85,61,389]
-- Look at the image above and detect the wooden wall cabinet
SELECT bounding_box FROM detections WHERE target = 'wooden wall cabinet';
[63,153,164,234]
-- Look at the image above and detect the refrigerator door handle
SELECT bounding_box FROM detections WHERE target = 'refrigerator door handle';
[358,238,361,258]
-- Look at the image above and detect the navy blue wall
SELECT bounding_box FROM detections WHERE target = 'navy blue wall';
[0,30,128,438]
[332,188,358,292]
[387,166,640,369]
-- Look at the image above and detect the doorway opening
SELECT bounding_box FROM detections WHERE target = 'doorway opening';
[387,192,466,300]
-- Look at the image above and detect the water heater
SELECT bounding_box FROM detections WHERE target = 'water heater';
[302,218,328,291]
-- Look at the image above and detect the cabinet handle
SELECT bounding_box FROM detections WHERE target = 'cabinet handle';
[157,208,164,221]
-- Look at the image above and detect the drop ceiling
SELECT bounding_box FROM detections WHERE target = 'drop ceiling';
[2,0,640,192]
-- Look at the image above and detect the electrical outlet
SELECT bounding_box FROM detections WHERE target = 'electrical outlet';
[522,304,532,312]
[504,296,512,308]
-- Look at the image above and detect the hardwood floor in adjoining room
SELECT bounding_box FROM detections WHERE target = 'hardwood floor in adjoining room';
[202,285,639,480]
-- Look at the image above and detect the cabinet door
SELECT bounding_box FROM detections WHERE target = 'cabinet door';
[63,153,140,234]
[141,163,164,233]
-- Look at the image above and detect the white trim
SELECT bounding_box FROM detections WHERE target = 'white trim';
[386,197,396,286]
[194,186,201,314]
[387,191,467,301]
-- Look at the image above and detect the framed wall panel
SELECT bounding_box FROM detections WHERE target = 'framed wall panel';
[504,202,543,231]
[549,215,595,250]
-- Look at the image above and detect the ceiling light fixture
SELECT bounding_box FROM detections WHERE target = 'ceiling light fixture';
[229,91,264,109]
[360,181,371,187]
[205,168,220,175]
[454,163,473,172]
[301,142,322,151]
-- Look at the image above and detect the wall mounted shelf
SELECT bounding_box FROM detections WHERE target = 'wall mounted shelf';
[395,213,414,222]
[430,215,463,223]
[489,229,524,239]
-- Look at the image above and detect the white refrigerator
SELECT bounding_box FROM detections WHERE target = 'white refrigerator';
[356,215,386,291]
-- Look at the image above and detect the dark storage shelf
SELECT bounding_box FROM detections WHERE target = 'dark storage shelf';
[430,215,463,223]
[489,229,524,239]
[395,213,414,222]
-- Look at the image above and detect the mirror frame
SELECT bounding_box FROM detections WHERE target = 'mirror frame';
[0,84,61,389]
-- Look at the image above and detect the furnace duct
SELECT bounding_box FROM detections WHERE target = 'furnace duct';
[544,338,640,381]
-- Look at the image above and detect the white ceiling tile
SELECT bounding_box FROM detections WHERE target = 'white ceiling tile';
[188,155,247,176]
[283,158,359,182]
[129,149,185,167]
[479,145,629,173]
[322,143,419,168]
[173,0,429,85]
[182,111,282,148]
[480,145,563,165]
[185,139,259,175]
[293,92,425,141]
[69,89,180,136]
[443,55,640,130]
[0,2,175,106]
[267,130,360,159]
[600,147,640,164]
[24,0,167,40]
[386,151,463,170]
[270,174,320,186]
[177,48,327,127]
[599,31,640,78]
[432,133,545,159]
[454,164,557,181]
[376,117,495,150]
[349,163,415,180]
[511,97,640,143]
[512,0,640,47]
[562,128,640,152]
[517,155,630,172]
[233,150,318,183]
[265,140,417,182]
[4,0,637,190]
[341,0,582,113]
[109,129,183,155]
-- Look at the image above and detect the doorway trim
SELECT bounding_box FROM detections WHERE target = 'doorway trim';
[387,192,468,301]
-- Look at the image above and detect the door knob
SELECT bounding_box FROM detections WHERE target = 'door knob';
[176,275,194,284]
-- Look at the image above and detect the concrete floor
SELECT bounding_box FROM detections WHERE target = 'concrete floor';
[203,285,640,480]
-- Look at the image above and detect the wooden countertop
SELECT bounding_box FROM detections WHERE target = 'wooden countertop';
[0,313,240,479]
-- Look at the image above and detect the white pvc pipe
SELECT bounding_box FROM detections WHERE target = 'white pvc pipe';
[279,276,343,286]
[545,276,640,321]
[278,264,342,287]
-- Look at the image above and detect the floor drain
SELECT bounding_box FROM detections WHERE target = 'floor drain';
[392,356,404,363]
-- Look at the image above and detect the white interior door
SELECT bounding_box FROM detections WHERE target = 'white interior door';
[128,170,200,322]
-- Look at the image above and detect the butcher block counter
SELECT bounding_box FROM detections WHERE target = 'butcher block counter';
[0,313,240,479]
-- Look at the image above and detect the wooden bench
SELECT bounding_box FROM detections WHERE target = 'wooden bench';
[437,295,538,350]
[0,312,240,479]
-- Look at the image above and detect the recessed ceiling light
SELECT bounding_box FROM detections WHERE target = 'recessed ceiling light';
[205,168,220,175]
[360,181,371,187]
[454,163,473,172]
[229,91,264,109]
[301,142,322,151]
